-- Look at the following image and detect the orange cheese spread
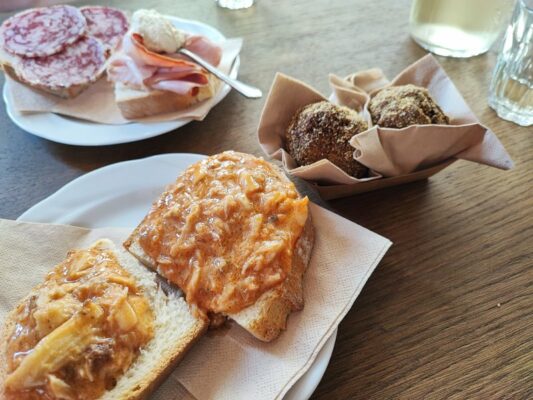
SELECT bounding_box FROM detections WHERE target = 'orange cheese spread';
[134,151,309,315]
[4,242,154,400]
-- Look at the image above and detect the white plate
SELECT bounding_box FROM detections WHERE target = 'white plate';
[2,16,239,146]
[19,153,337,400]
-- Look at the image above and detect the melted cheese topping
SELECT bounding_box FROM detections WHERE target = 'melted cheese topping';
[134,151,309,315]
[4,244,154,400]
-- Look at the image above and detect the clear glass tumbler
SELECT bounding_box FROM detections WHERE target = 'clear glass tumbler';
[409,0,514,57]
[488,0,533,126]
[216,0,254,10]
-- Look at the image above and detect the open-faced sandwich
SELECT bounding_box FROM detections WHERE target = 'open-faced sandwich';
[125,151,314,341]
[0,5,129,98]
[1,152,315,399]
[0,239,206,400]
[107,9,223,119]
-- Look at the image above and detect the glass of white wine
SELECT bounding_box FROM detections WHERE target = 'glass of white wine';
[489,0,533,126]
[410,0,514,57]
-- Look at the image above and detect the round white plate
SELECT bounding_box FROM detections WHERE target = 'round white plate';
[2,16,239,146]
[18,153,336,400]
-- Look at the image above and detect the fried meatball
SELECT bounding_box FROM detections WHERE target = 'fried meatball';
[285,101,368,178]
[368,84,449,129]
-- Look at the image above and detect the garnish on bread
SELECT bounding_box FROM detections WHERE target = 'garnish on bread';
[107,9,223,119]
[0,239,206,400]
[124,151,314,341]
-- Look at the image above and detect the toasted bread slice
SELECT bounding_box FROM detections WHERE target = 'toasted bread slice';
[114,74,220,119]
[0,239,207,400]
[124,152,315,342]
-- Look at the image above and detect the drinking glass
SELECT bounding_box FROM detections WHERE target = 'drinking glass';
[409,0,514,57]
[216,0,254,10]
[488,0,533,126]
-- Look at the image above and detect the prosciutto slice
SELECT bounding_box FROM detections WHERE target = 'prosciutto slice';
[151,80,202,96]
[107,31,222,96]
[107,55,157,89]
[183,35,222,67]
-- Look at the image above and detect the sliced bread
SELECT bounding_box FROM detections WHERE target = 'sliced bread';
[114,74,220,119]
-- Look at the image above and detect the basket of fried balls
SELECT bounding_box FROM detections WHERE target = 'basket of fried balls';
[285,84,449,179]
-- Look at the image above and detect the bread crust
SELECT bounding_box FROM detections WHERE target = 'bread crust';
[124,165,315,342]
[115,74,220,119]
[0,239,207,400]
[113,317,206,400]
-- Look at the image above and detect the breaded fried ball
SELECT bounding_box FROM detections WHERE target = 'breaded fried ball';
[285,101,369,178]
[368,84,449,128]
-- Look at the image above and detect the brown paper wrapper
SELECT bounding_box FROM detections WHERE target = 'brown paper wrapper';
[5,39,242,125]
[257,54,513,200]
[0,205,391,400]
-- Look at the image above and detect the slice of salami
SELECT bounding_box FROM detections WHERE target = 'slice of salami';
[81,6,129,50]
[18,36,106,90]
[0,5,86,58]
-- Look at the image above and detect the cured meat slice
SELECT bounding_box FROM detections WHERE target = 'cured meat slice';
[81,6,129,49]
[18,36,106,90]
[0,5,86,57]
[129,33,204,70]
[150,79,204,95]
[183,35,222,67]
[107,33,211,95]
[107,55,157,89]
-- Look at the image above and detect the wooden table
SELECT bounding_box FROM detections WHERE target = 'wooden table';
[1,0,531,398]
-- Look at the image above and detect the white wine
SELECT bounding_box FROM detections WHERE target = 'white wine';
[410,0,514,57]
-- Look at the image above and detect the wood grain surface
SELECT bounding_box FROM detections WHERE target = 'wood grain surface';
[0,0,532,399]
